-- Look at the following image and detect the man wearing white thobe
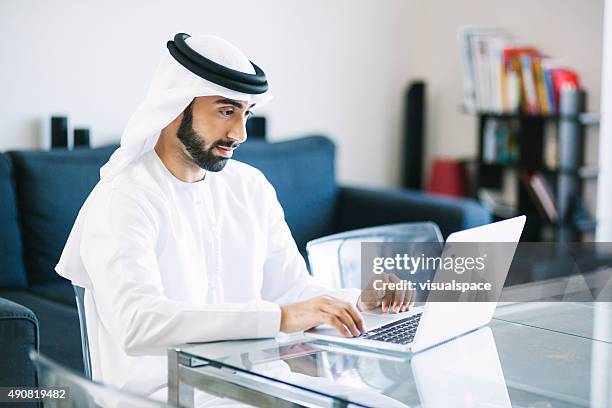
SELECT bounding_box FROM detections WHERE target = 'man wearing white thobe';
[56,34,413,405]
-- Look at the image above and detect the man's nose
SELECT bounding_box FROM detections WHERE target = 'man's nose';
[227,117,248,144]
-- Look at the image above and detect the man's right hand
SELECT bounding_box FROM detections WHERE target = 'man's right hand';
[280,295,366,337]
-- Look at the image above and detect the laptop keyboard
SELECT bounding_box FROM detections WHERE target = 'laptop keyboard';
[360,312,422,345]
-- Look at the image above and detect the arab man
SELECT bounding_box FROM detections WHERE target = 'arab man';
[56,33,414,405]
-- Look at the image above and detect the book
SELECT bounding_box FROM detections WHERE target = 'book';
[520,171,558,222]
[488,36,509,112]
[482,118,519,164]
[460,27,581,115]
[533,57,550,114]
[520,53,539,114]
[459,27,509,112]
[472,33,491,111]
[552,69,580,110]
[502,46,540,113]
[531,172,558,221]
[460,31,477,112]
[541,59,557,113]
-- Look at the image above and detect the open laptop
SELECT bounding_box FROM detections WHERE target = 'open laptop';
[305,215,526,353]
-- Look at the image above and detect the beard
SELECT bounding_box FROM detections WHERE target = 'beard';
[176,103,236,172]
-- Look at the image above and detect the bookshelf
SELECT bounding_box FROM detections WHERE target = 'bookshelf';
[458,27,601,243]
[470,89,599,242]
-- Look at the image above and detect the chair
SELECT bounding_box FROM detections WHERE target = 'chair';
[29,350,176,408]
[73,285,92,380]
[306,222,443,298]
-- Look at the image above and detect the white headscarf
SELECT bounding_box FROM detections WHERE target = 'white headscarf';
[56,34,272,289]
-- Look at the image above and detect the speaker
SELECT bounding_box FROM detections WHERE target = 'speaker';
[51,116,68,149]
[401,81,426,190]
[74,128,91,148]
[246,116,267,140]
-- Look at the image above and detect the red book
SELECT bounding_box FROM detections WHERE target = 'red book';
[551,69,580,110]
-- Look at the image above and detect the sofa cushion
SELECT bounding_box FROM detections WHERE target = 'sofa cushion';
[337,186,493,238]
[0,153,27,288]
[0,296,38,388]
[9,146,118,285]
[31,281,75,307]
[0,290,83,372]
[234,136,338,251]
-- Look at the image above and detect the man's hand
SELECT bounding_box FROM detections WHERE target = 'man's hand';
[280,295,366,337]
[357,273,416,313]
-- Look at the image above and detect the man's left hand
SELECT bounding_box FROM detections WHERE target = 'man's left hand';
[357,273,415,313]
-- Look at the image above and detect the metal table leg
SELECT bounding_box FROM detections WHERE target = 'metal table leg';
[168,348,194,407]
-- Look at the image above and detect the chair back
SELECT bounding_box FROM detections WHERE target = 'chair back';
[306,222,443,291]
[29,350,176,407]
[73,285,92,379]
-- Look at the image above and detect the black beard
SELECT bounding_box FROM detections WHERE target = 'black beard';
[176,103,234,172]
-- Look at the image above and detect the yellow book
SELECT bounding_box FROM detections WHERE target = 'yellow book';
[533,58,550,114]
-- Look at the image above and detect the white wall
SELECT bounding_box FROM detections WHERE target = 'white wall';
[0,0,409,187]
[0,0,604,191]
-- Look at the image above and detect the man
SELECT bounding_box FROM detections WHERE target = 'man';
[57,33,413,403]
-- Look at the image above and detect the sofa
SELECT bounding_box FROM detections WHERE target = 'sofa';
[0,135,491,387]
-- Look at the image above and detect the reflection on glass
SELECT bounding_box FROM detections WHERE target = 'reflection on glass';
[411,327,510,408]
[218,327,509,408]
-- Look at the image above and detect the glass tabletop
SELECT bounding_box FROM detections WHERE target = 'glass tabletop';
[493,301,612,343]
[178,302,612,408]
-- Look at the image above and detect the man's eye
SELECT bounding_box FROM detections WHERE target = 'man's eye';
[221,109,234,117]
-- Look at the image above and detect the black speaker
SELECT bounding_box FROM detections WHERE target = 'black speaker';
[401,81,426,190]
[74,128,91,148]
[246,116,267,140]
[51,116,68,149]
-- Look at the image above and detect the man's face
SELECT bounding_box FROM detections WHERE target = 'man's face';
[177,96,253,172]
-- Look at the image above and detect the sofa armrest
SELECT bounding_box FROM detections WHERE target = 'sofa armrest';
[336,186,492,238]
[0,296,39,387]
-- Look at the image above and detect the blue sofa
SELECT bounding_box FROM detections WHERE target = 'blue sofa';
[0,135,491,387]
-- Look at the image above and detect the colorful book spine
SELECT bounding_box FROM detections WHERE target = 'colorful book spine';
[460,27,581,115]
[520,54,539,114]
[543,66,556,113]
[530,172,558,221]
[533,58,550,114]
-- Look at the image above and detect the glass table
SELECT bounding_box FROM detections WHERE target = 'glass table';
[167,300,612,407]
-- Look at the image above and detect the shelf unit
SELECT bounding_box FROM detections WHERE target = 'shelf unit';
[470,90,599,242]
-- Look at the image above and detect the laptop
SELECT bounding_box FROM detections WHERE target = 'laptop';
[305,215,526,353]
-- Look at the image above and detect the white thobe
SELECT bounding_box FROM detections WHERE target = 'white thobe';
[78,149,360,402]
